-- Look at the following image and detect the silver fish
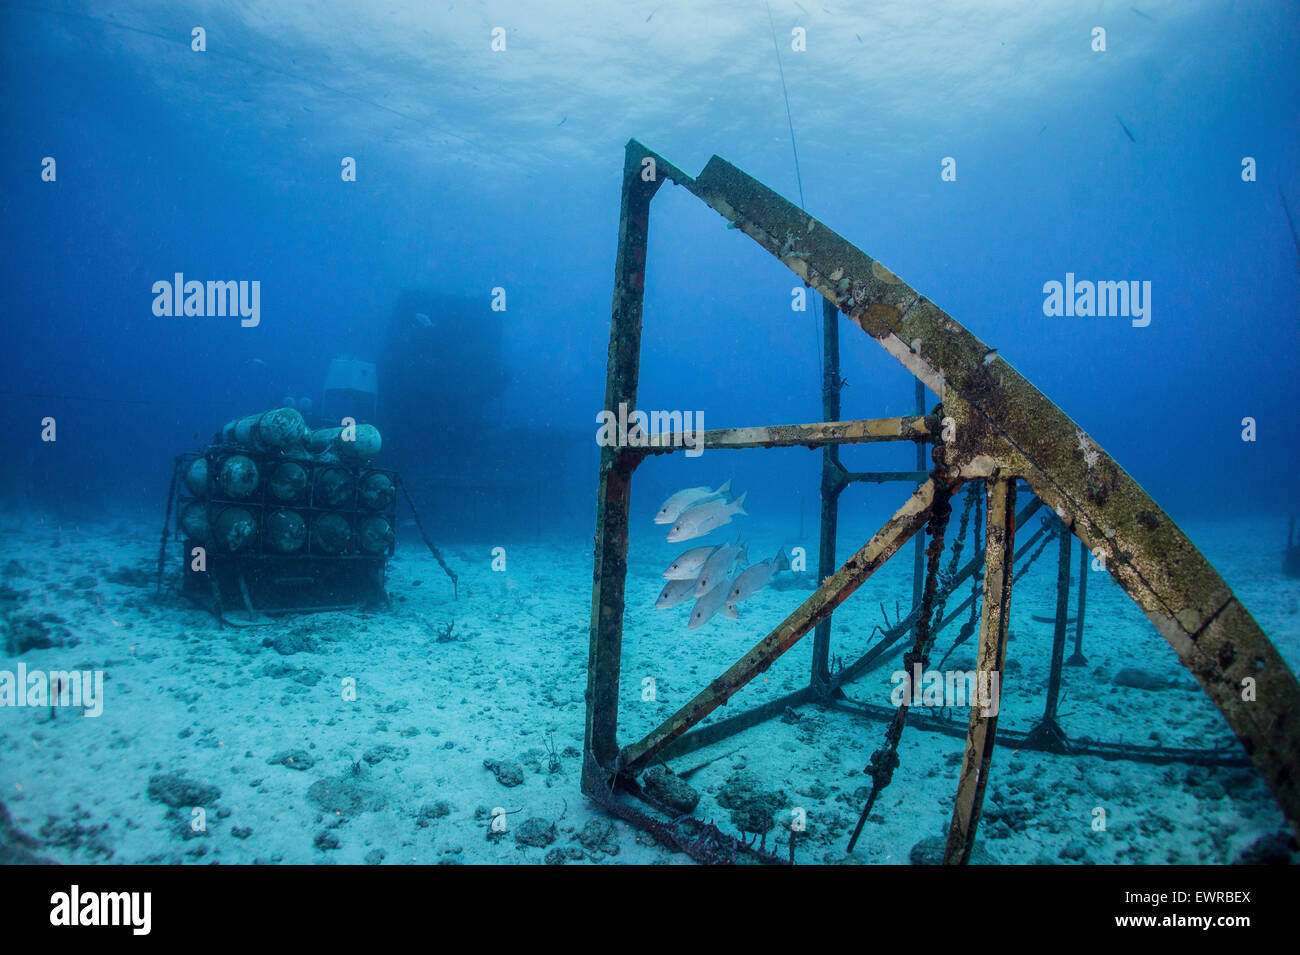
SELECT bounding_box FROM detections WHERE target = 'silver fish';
[663,544,719,580]
[654,479,731,525]
[688,577,739,630]
[693,537,748,597]
[666,491,747,543]
[655,577,697,609]
[726,548,791,608]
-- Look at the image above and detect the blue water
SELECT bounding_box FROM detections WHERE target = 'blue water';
[1,0,1298,866]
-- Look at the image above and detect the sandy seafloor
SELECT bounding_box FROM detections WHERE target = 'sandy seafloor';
[2,506,1298,866]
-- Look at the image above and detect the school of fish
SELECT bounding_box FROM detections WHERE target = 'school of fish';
[652,481,790,630]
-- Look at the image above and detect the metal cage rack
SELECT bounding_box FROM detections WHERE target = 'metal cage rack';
[166,447,398,617]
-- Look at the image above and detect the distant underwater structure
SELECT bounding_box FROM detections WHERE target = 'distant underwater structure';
[379,291,508,459]
[161,406,398,617]
[376,290,590,538]
[159,405,458,618]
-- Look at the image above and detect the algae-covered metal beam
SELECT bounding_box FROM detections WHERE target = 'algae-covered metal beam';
[582,147,668,792]
[620,479,937,774]
[636,415,934,454]
[632,140,1300,832]
[587,141,1300,856]
[943,476,1017,865]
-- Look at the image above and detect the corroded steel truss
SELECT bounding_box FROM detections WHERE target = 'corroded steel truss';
[583,140,1300,862]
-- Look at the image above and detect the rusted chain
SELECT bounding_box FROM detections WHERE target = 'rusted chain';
[396,476,459,599]
[847,457,957,852]
[939,482,979,590]
[937,490,985,672]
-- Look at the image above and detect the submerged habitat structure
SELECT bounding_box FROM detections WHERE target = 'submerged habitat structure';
[582,140,1300,864]
[379,291,576,539]
[159,408,396,619]
[157,406,457,621]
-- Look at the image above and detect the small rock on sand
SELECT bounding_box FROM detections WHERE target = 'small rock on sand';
[643,766,700,814]
[716,770,785,835]
[266,749,315,771]
[576,817,620,856]
[483,759,525,787]
[262,631,318,655]
[147,772,221,808]
[1113,667,1169,690]
[515,817,556,848]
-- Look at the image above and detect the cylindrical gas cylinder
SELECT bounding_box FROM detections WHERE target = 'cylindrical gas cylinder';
[213,507,258,552]
[358,471,395,510]
[265,509,307,553]
[180,503,210,543]
[311,513,352,555]
[314,466,355,508]
[218,455,260,499]
[268,462,309,503]
[220,408,308,451]
[183,458,209,497]
[357,516,393,554]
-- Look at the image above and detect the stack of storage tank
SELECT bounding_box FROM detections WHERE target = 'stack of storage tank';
[176,407,397,566]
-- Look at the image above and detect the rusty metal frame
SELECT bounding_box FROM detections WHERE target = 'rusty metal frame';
[583,140,1300,860]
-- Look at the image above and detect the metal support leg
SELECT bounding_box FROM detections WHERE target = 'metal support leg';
[943,476,1017,865]
[1023,517,1073,753]
[1067,538,1089,666]
[582,144,663,794]
[1044,522,1071,719]
[812,296,842,689]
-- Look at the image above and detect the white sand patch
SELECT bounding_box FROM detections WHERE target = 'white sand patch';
[1,510,1294,864]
